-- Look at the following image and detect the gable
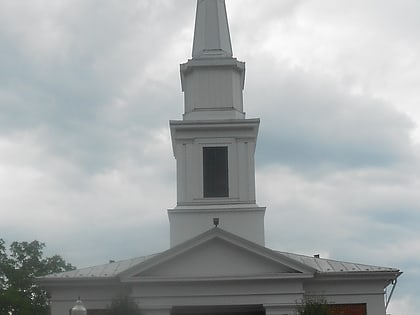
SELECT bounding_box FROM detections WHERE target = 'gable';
[130,238,302,279]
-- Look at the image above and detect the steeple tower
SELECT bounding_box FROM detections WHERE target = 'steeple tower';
[169,0,265,247]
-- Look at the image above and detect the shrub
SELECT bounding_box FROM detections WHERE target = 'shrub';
[107,296,142,315]
[296,296,330,315]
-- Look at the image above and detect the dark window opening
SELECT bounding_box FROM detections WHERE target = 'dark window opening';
[328,303,367,315]
[203,146,229,198]
[172,304,265,315]
[86,311,111,315]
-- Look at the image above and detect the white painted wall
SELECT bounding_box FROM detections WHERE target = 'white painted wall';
[45,266,392,315]
[168,206,265,247]
[131,278,305,311]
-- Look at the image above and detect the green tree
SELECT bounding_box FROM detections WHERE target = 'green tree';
[0,238,75,315]
[107,296,142,315]
[296,296,331,315]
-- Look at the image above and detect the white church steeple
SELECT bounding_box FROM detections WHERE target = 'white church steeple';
[169,0,265,247]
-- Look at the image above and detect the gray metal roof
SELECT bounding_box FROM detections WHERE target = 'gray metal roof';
[41,250,398,280]
[42,254,158,279]
[278,251,399,273]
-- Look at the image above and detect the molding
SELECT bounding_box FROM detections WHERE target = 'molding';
[169,205,265,214]
[313,270,402,282]
[36,277,120,286]
[122,273,313,283]
[170,118,260,128]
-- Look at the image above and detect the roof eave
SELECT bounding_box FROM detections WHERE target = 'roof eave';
[121,273,314,284]
[35,276,120,287]
[313,270,402,282]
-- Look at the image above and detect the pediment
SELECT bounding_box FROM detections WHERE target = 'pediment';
[120,228,315,281]
[139,238,294,278]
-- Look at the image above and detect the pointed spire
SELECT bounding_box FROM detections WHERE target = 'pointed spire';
[192,0,233,59]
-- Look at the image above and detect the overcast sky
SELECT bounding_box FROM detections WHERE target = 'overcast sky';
[0,0,419,313]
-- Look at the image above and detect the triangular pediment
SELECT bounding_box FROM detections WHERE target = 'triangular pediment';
[139,238,294,278]
[120,228,314,281]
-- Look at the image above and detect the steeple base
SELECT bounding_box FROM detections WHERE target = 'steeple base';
[168,204,266,247]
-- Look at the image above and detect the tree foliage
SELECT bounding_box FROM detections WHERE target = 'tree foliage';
[296,296,331,315]
[0,238,75,315]
[107,295,142,315]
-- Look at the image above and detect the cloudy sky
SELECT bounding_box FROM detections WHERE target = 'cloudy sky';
[1,0,419,313]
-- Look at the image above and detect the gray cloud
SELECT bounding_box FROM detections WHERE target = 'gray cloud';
[245,60,415,171]
[259,165,419,308]
[0,0,192,174]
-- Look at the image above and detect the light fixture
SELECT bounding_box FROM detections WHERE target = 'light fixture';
[71,297,87,315]
[213,217,219,227]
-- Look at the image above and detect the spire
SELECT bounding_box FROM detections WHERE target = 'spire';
[180,0,245,121]
[192,0,233,59]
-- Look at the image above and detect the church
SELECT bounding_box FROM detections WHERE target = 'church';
[37,1,401,314]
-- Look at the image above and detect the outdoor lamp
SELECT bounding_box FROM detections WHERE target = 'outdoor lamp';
[71,297,87,315]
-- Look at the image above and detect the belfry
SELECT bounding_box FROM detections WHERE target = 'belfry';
[38,1,401,314]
